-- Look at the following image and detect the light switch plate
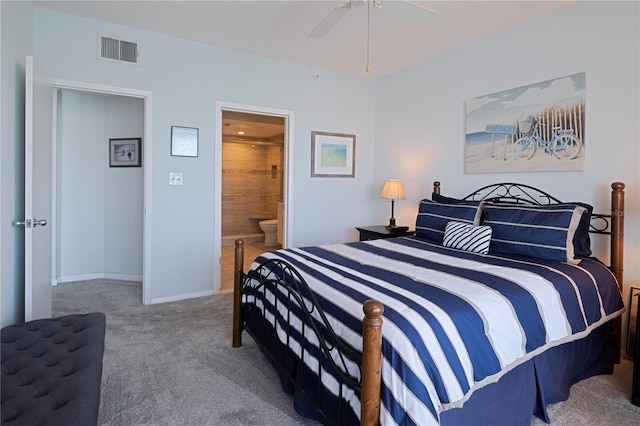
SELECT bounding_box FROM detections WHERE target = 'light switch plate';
[169,172,183,185]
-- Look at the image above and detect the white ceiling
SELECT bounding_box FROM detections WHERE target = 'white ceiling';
[35,0,575,80]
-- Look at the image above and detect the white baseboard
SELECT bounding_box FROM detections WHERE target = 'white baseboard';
[57,273,143,284]
[56,274,215,305]
[104,273,143,282]
[150,290,214,304]
[57,273,104,283]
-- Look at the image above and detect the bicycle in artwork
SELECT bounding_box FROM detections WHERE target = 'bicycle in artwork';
[513,117,582,160]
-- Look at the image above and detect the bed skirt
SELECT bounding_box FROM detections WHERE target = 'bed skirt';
[249,306,614,425]
[440,322,613,425]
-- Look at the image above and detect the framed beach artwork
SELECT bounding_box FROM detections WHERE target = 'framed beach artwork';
[311,131,356,177]
[465,72,585,174]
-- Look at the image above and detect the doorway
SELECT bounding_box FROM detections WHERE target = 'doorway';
[50,78,153,304]
[55,89,144,288]
[214,102,295,293]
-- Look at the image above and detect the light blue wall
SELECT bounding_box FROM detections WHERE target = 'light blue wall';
[103,95,144,277]
[1,0,34,326]
[34,7,377,302]
[374,1,639,299]
[58,91,105,279]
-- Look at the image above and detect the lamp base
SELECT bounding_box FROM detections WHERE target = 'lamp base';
[386,217,396,229]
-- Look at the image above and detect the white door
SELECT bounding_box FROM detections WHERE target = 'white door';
[22,55,53,321]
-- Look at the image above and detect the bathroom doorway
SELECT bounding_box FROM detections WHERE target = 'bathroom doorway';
[216,104,294,293]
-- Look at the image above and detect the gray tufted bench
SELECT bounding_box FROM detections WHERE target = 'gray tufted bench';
[1,312,106,425]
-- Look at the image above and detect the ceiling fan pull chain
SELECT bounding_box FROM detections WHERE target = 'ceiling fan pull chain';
[366,0,371,72]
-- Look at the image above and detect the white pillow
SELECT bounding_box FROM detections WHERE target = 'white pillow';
[443,221,492,254]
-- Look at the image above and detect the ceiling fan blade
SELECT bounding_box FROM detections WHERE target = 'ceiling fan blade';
[308,4,352,38]
[384,0,442,27]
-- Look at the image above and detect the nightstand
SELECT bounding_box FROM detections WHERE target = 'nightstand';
[356,225,414,241]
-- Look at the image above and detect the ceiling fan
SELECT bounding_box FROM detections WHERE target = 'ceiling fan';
[308,0,441,39]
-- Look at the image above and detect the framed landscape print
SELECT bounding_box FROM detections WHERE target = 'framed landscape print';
[465,72,585,174]
[311,131,356,177]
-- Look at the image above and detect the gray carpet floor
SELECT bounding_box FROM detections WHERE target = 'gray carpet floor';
[53,280,640,425]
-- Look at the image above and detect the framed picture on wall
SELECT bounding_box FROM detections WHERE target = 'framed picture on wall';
[311,131,356,177]
[171,126,199,157]
[109,138,142,167]
[464,72,585,174]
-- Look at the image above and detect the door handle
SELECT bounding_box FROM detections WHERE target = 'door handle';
[14,218,47,228]
[33,219,47,227]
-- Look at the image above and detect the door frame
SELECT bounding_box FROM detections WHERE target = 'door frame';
[214,101,295,293]
[49,78,153,305]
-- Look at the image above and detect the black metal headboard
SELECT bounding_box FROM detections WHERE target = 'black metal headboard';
[461,182,562,204]
[433,181,614,235]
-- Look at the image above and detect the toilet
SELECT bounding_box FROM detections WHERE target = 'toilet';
[259,219,278,246]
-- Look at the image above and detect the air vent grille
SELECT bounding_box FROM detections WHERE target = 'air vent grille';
[101,37,120,60]
[98,35,139,65]
[119,40,138,63]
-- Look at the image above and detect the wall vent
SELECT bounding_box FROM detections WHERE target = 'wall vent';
[98,35,139,65]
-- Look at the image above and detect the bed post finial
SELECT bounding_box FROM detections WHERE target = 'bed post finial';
[361,299,384,426]
[610,182,625,289]
[610,182,624,364]
[433,181,441,195]
[232,239,245,348]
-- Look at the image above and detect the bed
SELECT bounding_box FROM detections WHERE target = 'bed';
[232,181,626,425]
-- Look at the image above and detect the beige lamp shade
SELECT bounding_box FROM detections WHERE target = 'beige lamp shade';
[380,179,406,200]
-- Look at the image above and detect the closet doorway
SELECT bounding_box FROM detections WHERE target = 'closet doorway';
[51,78,152,305]
[215,103,294,293]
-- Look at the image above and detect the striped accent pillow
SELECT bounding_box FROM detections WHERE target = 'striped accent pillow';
[415,199,483,243]
[483,202,586,264]
[443,221,492,254]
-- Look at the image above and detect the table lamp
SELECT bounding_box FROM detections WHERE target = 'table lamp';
[380,179,405,229]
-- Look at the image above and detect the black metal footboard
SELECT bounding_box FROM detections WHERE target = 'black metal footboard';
[239,256,363,424]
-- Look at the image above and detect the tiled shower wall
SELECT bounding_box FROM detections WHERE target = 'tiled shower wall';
[222,142,283,237]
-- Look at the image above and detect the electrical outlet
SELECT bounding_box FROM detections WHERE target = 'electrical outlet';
[169,172,183,185]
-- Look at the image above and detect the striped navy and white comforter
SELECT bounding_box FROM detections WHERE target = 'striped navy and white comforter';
[247,236,624,425]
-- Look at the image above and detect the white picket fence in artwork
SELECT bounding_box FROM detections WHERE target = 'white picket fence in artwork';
[517,101,585,142]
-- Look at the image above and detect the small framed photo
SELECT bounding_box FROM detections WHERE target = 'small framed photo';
[109,138,141,167]
[311,131,356,178]
[171,126,199,157]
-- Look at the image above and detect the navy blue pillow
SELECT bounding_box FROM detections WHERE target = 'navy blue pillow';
[431,192,481,206]
[483,202,587,263]
[564,202,593,258]
[415,199,483,243]
[431,193,592,258]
